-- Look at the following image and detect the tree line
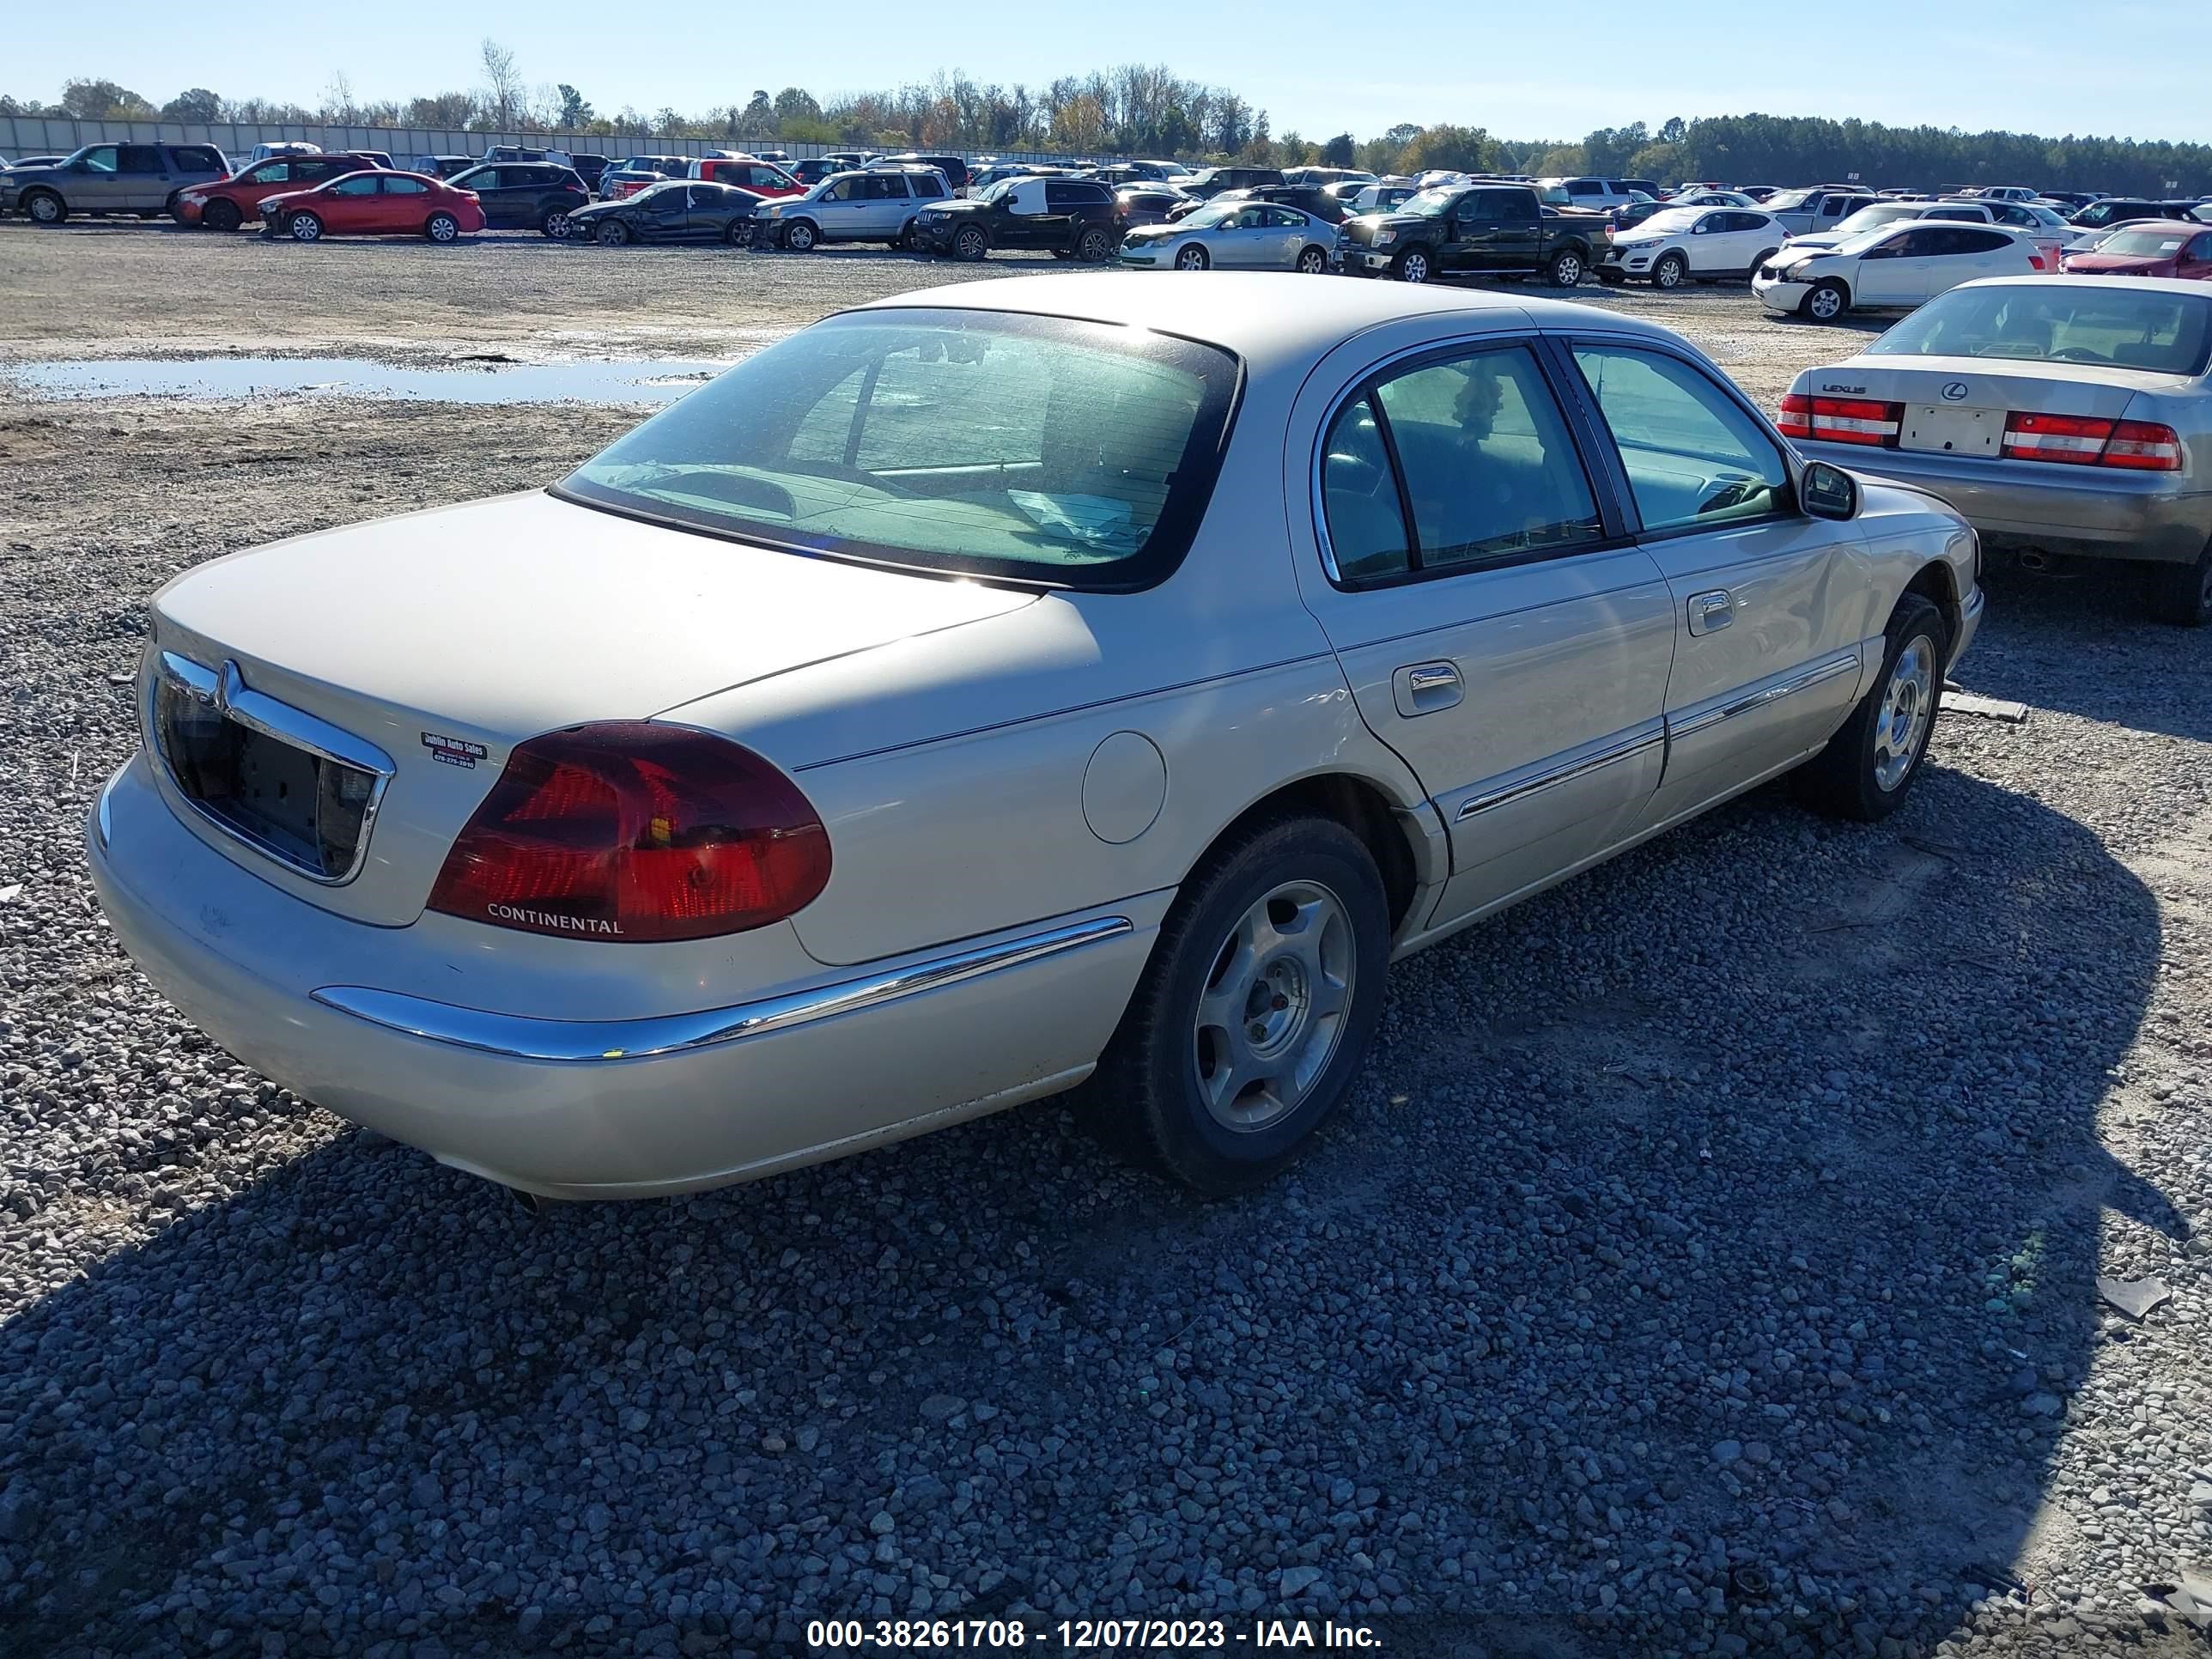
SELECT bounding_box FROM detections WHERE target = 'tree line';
[6,57,2208,194]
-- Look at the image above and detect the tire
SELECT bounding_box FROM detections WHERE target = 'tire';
[1801,279,1849,322]
[1093,815,1391,1194]
[783,218,818,252]
[1547,246,1585,287]
[424,213,459,243]
[2148,542,2212,628]
[724,219,753,248]
[1296,243,1328,274]
[1076,225,1114,262]
[289,211,323,242]
[1651,252,1686,289]
[1390,246,1431,282]
[1175,244,1210,270]
[540,209,572,240]
[1793,593,1947,822]
[951,224,988,262]
[23,191,65,226]
[899,219,921,251]
[1749,247,1778,280]
[596,220,631,246]
[203,198,242,234]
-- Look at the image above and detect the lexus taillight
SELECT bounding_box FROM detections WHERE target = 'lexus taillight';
[2001,412,2183,471]
[427,722,830,943]
[1777,392,1903,447]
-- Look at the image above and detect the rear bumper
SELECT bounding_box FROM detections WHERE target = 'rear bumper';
[1801,441,2210,563]
[88,753,1165,1199]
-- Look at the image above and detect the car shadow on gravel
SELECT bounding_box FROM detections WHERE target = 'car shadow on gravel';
[1954,565,2212,741]
[0,771,2175,1656]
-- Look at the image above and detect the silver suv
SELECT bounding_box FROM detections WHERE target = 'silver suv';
[763,167,954,251]
[2,142,231,224]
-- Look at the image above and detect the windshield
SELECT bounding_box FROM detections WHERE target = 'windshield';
[1826,226,1904,257]
[1764,189,1813,212]
[1632,208,1700,234]
[1832,204,1916,236]
[1399,189,1455,217]
[561,309,1240,588]
[1867,284,2212,375]
[1178,202,1239,228]
[2097,228,2192,258]
[974,176,1025,203]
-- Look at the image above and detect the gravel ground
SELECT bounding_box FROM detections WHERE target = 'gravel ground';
[2,219,2209,1658]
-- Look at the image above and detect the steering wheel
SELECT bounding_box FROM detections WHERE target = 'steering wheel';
[2047,347,2103,363]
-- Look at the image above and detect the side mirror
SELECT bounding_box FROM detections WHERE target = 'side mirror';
[1801,460,1860,521]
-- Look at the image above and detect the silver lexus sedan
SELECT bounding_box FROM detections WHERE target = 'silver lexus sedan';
[89,276,1979,1202]
[1778,276,2212,623]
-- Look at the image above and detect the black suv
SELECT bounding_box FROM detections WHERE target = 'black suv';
[447,162,592,237]
[1181,166,1285,201]
[1237,183,1349,224]
[883,152,970,192]
[916,177,1121,261]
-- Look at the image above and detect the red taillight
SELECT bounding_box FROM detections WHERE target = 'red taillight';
[2001,412,2183,471]
[2028,252,2046,270]
[427,722,830,943]
[1778,392,1902,447]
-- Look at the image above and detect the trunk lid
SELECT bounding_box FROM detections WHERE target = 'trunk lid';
[1819,354,2185,426]
[148,489,1036,924]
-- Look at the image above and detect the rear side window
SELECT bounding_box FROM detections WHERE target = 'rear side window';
[1570,345,1789,533]
[562,309,1239,590]
[172,147,223,171]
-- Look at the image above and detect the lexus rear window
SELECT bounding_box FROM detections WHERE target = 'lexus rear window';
[559,308,1241,589]
[1867,286,2212,375]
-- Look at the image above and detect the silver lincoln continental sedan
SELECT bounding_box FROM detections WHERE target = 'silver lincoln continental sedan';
[88,276,1982,1200]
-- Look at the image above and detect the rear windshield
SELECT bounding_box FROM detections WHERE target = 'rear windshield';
[2099,228,2193,258]
[1866,284,2212,376]
[559,308,1241,589]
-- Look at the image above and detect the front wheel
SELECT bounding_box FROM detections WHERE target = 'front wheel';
[288,211,324,242]
[1076,225,1114,262]
[1650,252,1686,289]
[1801,279,1849,322]
[25,191,67,226]
[424,212,459,243]
[2148,542,2212,627]
[783,218,818,252]
[1094,816,1391,1194]
[596,219,631,246]
[1547,247,1585,287]
[1793,593,1946,822]
[952,225,988,262]
[1175,244,1210,270]
[1296,244,1328,274]
[1390,246,1430,283]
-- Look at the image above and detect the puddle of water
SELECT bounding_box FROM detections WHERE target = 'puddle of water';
[0,356,731,405]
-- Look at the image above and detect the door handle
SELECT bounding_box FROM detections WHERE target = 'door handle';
[1687,589,1735,635]
[1394,661,1463,717]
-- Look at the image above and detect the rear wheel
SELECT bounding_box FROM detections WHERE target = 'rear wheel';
[1390,246,1431,282]
[1094,816,1391,1194]
[1793,593,1946,821]
[288,210,324,242]
[783,218,818,252]
[203,198,242,233]
[1175,243,1210,270]
[1296,243,1328,274]
[1076,224,1114,262]
[1801,279,1849,321]
[1547,246,1585,286]
[540,209,572,240]
[596,219,631,246]
[1651,251,1686,289]
[424,212,459,243]
[2148,542,2212,627]
[724,218,754,247]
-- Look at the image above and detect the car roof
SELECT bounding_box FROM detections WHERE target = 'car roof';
[2091,219,2204,234]
[857,272,1691,362]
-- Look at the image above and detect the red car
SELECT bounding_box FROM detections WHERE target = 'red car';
[686,157,805,198]
[2062,220,2212,280]
[172,153,392,231]
[258,171,485,242]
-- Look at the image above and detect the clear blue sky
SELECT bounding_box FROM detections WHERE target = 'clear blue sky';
[12,0,2212,147]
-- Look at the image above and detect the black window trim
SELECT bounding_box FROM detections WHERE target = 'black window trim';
[1546,329,1805,544]
[1312,332,1636,593]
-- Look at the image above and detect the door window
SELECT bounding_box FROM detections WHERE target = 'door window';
[824,176,864,200]
[381,177,428,195]
[866,174,908,199]
[2188,234,2212,262]
[78,147,118,173]
[331,176,380,197]
[1262,206,1304,227]
[1324,345,1602,581]
[1571,346,1790,533]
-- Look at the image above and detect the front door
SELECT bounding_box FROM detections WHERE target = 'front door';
[1291,337,1676,927]
[639,186,690,240]
[1562,338,1866,828]
[1853,231,1928,305]
[321,173,383,232]
[68,145,128,213]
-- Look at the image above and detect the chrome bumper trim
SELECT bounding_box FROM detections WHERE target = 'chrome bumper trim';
[312,915,1135,1063]
[1455,721,1667,822]
[1671,651,1861,742]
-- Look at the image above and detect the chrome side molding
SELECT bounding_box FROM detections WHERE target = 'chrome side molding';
[1455,721,1666,822]
[1670,651,1860,743]
[312,915,1137,1063]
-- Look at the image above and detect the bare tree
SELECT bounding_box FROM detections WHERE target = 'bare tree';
[479,38,524,131]
[322,70,357,124]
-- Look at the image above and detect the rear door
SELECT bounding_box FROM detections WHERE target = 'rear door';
[115,143,169,211]
[1563,337,1867,826]
[1290,335,1675,927]
[379,174,431,230]
[860,173,909,235]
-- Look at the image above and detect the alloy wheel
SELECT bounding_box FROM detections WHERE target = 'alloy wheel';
[1873,635,1935,792]
[1191,881,1356,1133]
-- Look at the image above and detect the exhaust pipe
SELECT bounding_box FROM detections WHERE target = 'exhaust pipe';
[508,1187,544,1218]
[2017,550,2054,573]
